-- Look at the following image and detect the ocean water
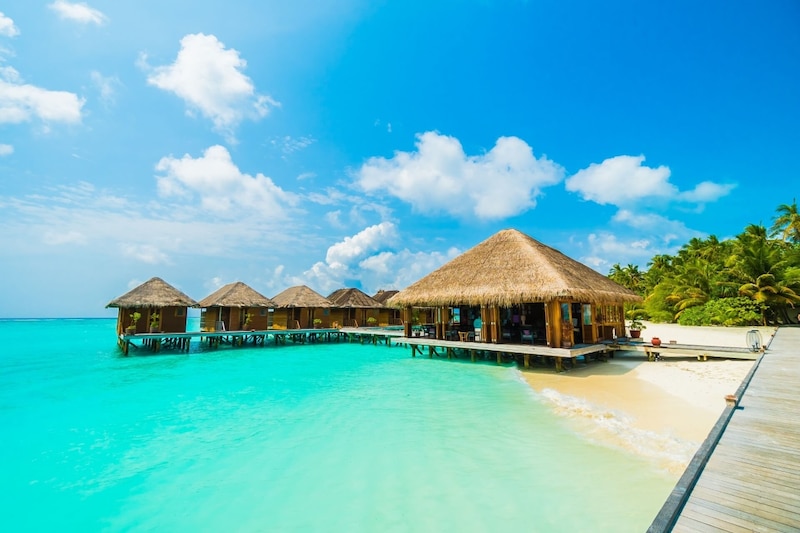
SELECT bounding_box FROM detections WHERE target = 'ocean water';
[0,319,674,532]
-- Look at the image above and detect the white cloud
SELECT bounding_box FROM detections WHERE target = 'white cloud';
[288,222,458,295]
[679,180,736,203]
[90,71,121,107]
[0,12,20,37]
[121,243,170,265]
[357,131,564,220]
[0,143,12,156]
[155,144,298,218]
[144,33,278,139]
[612,209,692,239]
[566,155,675,206]
[43,230,87,245]
[272,135,315,155]
[48,1,107,25]
[0,66,84,124]
[325,222,398,268]
[566,155,735,209]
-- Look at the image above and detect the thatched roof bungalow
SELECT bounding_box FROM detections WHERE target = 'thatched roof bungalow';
[196,282,275,331]
[271,285,334,329]
[106,277,198,335]
[372,290,402,326]
[327,288,384,327]
[387,229,640,347]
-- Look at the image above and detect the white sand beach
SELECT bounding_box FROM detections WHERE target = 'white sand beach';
[521,322,777,474]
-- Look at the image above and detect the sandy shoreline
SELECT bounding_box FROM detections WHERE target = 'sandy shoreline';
[520,322,776,475]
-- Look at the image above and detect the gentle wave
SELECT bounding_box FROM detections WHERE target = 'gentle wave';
[536,387,699,474]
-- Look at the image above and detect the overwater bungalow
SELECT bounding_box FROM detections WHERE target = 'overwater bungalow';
[271,285,335,329]
[327,288,384,328]
[106,277,198,335]
[196,282,275,331]
[372,290,402,326]
[387,229,640,347]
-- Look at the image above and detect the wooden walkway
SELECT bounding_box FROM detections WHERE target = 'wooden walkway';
[649,325,800,532]
[119,328,346,354]
[387,336,611,371]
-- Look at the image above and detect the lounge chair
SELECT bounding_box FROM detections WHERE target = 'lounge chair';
[521,329,534,344]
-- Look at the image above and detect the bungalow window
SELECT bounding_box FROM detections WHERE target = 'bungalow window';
[175,308,185,317]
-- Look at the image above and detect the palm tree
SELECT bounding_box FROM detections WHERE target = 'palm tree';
[770,199,800,243]
[727,228,800,323]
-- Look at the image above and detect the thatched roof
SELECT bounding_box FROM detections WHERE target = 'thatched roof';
[196,281,275,308]
[387,229,641,307]
[372,289,399,304]
[327,288,384,308]
[106,277,198,308]
[271,285,333,308]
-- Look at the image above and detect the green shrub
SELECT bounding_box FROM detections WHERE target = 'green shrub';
[677,297,763,326]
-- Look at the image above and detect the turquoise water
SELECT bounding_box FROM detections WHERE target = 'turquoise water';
[0,319,674,531]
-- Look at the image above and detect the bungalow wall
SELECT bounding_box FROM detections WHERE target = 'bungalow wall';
[117,306,186,334]
[272,309,290,329]
[378,308,399,326]
[159,306,188,333]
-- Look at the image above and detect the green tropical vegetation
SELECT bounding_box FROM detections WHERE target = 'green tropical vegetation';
[608,200,800,326]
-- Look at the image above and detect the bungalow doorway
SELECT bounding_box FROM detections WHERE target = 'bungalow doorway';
[571,303,584,345]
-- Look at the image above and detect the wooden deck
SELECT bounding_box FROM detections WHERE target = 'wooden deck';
[649,325,800,532]
[608,340,759,361]
[118,328,346,354]
[385,335,611,371]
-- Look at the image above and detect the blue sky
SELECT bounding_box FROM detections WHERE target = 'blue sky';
[1,1,798,318]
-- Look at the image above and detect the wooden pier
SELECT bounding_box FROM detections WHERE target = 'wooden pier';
[649,325,800,532]
[388,336,612,371]
[118,327,346,354]
[608,340,759,362]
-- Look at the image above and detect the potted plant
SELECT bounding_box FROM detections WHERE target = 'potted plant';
[243,311,253,330]
[126,312,141,334]
[149,312,160,333]
[367,316,377,327]
[313,318,322,329]
[628,318,646,339]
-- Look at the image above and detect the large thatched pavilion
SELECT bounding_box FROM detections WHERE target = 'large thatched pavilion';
[327,288,384,327]
[271,285,334,329]
[196,282,275,331]
[386,229,640,347]
[107,277,198,335]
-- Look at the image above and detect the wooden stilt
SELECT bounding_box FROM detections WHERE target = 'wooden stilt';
[524,354,530,368]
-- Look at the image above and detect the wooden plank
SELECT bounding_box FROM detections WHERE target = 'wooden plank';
[652,327,800,532]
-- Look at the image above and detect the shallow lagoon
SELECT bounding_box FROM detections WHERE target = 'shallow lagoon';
[0,319,673,531]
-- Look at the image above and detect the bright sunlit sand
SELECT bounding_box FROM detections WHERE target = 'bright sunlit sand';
[521,322,776,474]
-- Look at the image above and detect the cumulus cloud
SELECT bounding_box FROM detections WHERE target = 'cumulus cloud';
[357,131,564,220]
[144,33,278,139]
[566,155,735,208]
[325,222,398,268]
[49,1,107,25]
[0,12,20,37]
[288,222,458,295]
[0,143,12,156]
[155,144,297,218]
[0,66,84,124]
[679,181,736,203]
[566,155,676,205]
